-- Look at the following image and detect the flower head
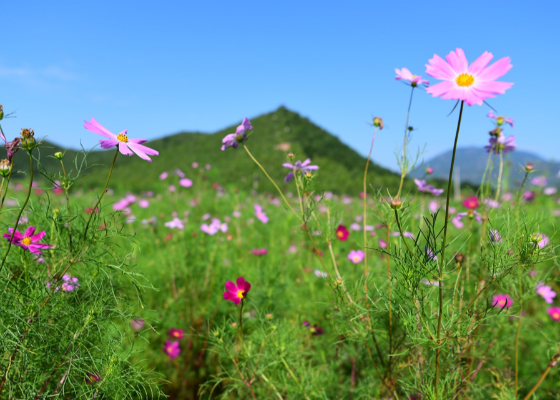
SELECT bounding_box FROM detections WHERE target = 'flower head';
[254,204,269,223]
[3,226,53,254]
[84,118,159,162]
[348,250,365,264]
[536,282,557,304]
[531,233,549,248]
[531,176,547,187]
[492,294,513,309]
[414,179,443,196]
[164,340,181,359]
[165,217,184,230]
[426,48,513,106]
[335,225,349,241]
[131,319,145,331]
[489,229,501,243]
[282,159,319,182]
[395,67,429,87]
[223,277,251,305]
[462,196,479,209]
[487,110,514,128]
[169,328,185,339]
[548,307,560,322]
[221,117,253,150]
[252,248,267,256]
[485,134,516,154]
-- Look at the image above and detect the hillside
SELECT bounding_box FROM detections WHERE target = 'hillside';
[7,107,414,195]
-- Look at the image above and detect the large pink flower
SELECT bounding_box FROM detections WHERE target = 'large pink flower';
[223,277,251,306]
[3,226,53,254]
[425,48,513,106]
[84,118,159,162]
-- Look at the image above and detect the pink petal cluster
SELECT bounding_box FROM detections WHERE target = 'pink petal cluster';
[426,48,513,106]
[165,217,184,230]
[252,248,267,256]
[348,250,365,264]
[531,233,549,248]
[164,340,181,359]
[536,282,557,304]
[487,110,514,128]
[84,118,159,162]
[169,328,185,339]
[492,294,513,309]
[548,307,560,321]
[221,118,253,151]
[414,179,443,196]
[223,277,251,305]
[395,67,429,87]
[3,226,52,254]
[254,204,269,223]
[201,218,228,235]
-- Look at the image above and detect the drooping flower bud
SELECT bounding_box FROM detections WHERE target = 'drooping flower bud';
[5,138,20,162]
[20,128,36,150]
[0,159,11,177]
[373,117,384,129]
[390,199,402,210]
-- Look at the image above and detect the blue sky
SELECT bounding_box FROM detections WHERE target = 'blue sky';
[2,0,559,171]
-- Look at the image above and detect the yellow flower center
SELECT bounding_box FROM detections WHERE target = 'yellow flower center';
[116,133,128,143]
[456,74,475,87]
[554,312,560,319]
[236,290,245,299]
[22,237,32,245]
[353,257,360,262]
[498,299,505,307]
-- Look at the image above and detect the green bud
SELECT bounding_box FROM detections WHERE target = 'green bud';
[54,152,63,160]
[0,159,10,177]
[373,117,384,129]
[0,105,3,121]
[390,199,402,210]
[20,128,36,151]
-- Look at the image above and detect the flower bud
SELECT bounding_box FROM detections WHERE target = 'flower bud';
[20,128,36,150]
[287,152,294,160]
[496,116,504,126]
[425,167,433,174]
[489,127,502,137]
[0,159,10,177]
[0,105,3,121]
[454,252,465,264]
[373,117,384,129]
[390,199,402,210]
[54,152,63,160]
[524,163,533,173]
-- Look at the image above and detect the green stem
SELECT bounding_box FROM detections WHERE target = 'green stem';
[0,152,34,274]
[396,86,415,199]
[435,100,464,399]
[60,160,73,253]
[238,299,244,353]
[82,148,119,243]
[494,151,504,203]
[363,126,378,302]
[243,145,301,222]
[514,260,524,397]
[0,162,14,213]
[478,150,493,199]
[522,353,560,400]
[516,171,529,221]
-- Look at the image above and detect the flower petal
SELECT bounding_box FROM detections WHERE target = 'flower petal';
[24,226,35,237]
[84,118,117,139]
[119,142,134,156]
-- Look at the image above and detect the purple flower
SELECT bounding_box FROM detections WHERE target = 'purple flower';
[175,169,185,178]
[6,138,20,162]
[138,199,150,208]
[221,118,253,151]
[414,179,444,196]
[531,176,547,187]
[452,211,482,228]
[314,269,328,278]
[485,134,516,154]
[395,67,429,87]
[164,340,181,359]
[523,191,536,202]
[492,294,513,309]
[487,110,514,128]
[283,159,319,182]
[426,247,437,260]
[536,282,557,304]
[160,172,168,180]
[489,229,501,243]
[61,274,79,292]
[3,226,53,254]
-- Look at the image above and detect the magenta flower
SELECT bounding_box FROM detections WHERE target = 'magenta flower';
[395,67,429,87]
[138,199,149,208]
[84,118,159,162]
[548,307,560,321]
[61,274,79,292]
[223,277,251,306]
[531,233,549,248]
[169,328,185,339]
[485,134,516,154]
[425,48,513,106]
[489,229,501,243]
[492,294,513,309]
[252,248,267,256]
[283,159,319,182]
[3,226,52,254]
[536,282,557,304]
[164,340,181,359]
[348,250,365,264]
[6,138,20,162]
[179,178,193,188]
[379,239,387,249]
[487,110,514,128]
[221,117,253,151]
[523,191,536,202]
[160,172,168,180]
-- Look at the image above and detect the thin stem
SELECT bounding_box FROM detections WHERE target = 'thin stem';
[60,159,73,253]
[280,356,311,400]
[477,150,493,199]
[0,152,34,274]
[435,100,464,399]
[386,227,393,366]
[396,87,415,199]
[0,161,14,213]
[243,145,301,222]
[514,260,523,397]
[82,148,119,242]
[223,346,257,400]
[522,353,560,400]
[238,299,244,353]
[494,151,504,202]
[516,171,529,221]
[363,126,378,303]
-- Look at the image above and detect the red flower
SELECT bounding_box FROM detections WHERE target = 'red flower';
[335,225,349,241]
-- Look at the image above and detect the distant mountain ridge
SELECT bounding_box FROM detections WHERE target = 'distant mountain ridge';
[411,147,560,188]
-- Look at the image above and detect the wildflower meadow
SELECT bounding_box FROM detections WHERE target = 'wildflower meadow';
[1,48,559,400]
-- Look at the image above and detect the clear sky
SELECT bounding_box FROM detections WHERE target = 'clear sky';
[2,0,558,171]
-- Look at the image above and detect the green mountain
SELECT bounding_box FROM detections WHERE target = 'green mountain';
[8,107,410,195]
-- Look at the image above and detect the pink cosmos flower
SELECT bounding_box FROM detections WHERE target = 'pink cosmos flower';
[426,247,437,260]
[452,211,482,228]
[314,269,327,278]
[138,199,149,208]
[379,239,387,249]
[523,191,536,202]
[131,319,145,331]
[531,176,547,187]
[348,250,365,264]
[544,187,557,195]
[414,179,444,196]
[223,277,251,305]
[350,223,361,231]
[531,233,549,248]
[160,172,168,180]
[492,294,513,309]
[61,274,79,292]
[425,48,513,106]
[84,118,159,162]
[395,67,429,87]
[536,282,557,304]
[254,204,268,223]
[484,198,500,208]
[252,248,267,256]
[462,196,480,209]
[487,110,514,128]
[169,328,185,339]
[179,178,193,188]
[3,226,53,254]
[336,225,349,241]
[392,231,414,239]
[164,217,184,230]
[175,169,185,178]
[489,229,501,243]
[192,162,198,168]
[164,340,181,359]
[426,167,434,174]
[485,134,516,154]
[548,307,560,321]
[283,159,319,182]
